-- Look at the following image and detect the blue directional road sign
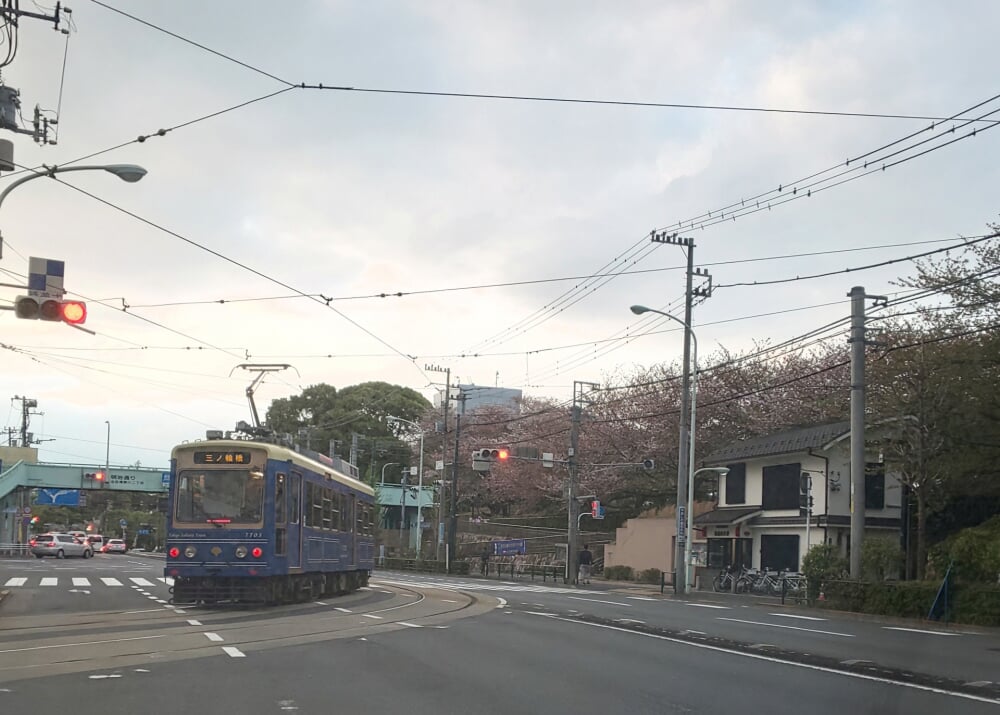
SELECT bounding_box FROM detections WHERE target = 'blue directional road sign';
[35,488,81,506]
[491,539,527,556]
[120,518,128,527]
[161,472,171,487]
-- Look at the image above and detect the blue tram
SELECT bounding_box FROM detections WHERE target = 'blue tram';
[165,437,375,605]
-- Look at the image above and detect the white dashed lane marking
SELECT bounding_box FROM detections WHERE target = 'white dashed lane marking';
[204,633,224,642]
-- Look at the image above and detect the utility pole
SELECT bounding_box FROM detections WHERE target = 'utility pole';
[12,395,37,447]
[426,364,451,561]
[448,390,466,570]
[848,285,886,579]
[651,231,695,593]
[568,381,598,585]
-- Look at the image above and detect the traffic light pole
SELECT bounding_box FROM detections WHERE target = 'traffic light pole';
[447,391,465,571]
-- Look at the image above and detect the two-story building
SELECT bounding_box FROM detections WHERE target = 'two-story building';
[694,420,902,573]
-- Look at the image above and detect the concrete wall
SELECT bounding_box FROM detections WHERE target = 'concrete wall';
[0,447,38,467]
[604,503,715,574]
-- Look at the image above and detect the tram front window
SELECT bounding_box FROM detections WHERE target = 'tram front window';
[175,468,264,525]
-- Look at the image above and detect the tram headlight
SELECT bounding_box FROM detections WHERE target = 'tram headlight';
[184,545,197,559]
[235,545,248,559]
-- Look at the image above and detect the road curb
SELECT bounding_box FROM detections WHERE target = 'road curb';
[0,589,8,609]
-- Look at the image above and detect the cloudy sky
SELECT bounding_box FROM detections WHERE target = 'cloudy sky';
[1,0,998,469]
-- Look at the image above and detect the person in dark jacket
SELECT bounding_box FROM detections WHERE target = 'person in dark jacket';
[578,544,593,584]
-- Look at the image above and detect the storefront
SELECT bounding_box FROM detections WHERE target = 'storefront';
[694,506,761,571]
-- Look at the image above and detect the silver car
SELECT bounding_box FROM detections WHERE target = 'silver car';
[30,533,94,559]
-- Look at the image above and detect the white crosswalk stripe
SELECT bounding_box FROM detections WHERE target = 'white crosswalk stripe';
[0,575,168,589]
[157,577,175,586]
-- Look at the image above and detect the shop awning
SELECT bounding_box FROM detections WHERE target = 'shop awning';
[693,506,762,527]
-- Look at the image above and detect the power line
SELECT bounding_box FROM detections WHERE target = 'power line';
[116,234,980,309]
[0,87,297,181]
[89,0,295,87]
[303,83,1000,125]
[716,233,1000,289]
[40,170,427,381]
[462,93,1000,353]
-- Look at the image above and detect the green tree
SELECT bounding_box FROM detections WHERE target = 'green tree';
[265,381,431,483]
[802,544,849,599]
[861,536,903,581]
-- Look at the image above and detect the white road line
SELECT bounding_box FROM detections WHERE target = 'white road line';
[0,635,164,654]
[567,596,630,607]
[362,614,383,620]
[397,622,422,628]
[686,602,729,609]
[72,577,91,587]
[718,617,854,637]
[314,601,328,606]
[441,599,459,603]
[157,577,175,586]
[767,613,827,621]
[174,609,187,614]
[496,597,507,609]
[123,609,162,614]
[187,619,202,626]
[100,577,123,586]
[883,626,961,636]
[154,599,168,604]
[129,577,155,586]
[334,607,352,613]
[40,577,57,586]
[204,632,224,642]
[221,646,245,658]
[627,596,658,601]
[527,613,998,705]
[3,577,26,587]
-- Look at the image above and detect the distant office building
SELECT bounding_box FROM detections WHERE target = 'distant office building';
[433,384,522,413]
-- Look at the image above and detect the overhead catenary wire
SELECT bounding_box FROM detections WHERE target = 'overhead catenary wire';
[36,169,428,382]
[461,93,1000,353]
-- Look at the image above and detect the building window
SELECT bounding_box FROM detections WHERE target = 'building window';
[761,462,801,510]
[865,464,885,509]
[725,463,746,504]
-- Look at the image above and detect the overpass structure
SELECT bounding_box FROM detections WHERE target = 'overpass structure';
[1,460,169,544]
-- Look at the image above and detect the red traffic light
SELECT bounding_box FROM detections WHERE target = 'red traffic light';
[13,296,87,325]
[94,471,105,481]
[61,301,87,325]
[497,449,509,461]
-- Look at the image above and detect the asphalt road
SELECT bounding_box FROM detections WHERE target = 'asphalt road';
[374,571,1000,686]
[1,560,997,713]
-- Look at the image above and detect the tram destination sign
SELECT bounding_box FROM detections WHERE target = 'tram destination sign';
[193,451,252,465]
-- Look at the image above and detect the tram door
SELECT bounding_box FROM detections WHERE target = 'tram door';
[287,472,302,569]
[348,495,357,567]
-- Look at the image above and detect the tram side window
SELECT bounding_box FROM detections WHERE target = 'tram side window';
[312,483,323,528]
[330,489,340,531]
[322,489,333,530]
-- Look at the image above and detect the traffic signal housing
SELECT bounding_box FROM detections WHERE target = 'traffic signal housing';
[471,447,510,472]
[799,473,813,517]
[14,295,87,325]
[84,471,106,486]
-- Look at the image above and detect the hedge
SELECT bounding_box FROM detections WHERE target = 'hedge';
[818,579,1000,626]
[604,565,634,581]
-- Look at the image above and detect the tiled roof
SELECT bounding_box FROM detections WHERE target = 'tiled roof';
[703,420,850,464]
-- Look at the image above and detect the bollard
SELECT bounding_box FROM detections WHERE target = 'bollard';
[781,577,787,605]
[660,571,665,595]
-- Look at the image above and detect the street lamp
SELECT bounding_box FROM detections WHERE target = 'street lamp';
[0,164,148,210]
[380,462,400,484]
[387,415,425,556]
[630,304,699,593]
[104,420,110,478]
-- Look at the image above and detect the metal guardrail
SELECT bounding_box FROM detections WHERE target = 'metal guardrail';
[0,544,30,557]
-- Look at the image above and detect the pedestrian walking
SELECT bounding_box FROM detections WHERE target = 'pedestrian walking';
[578,544,593,584]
